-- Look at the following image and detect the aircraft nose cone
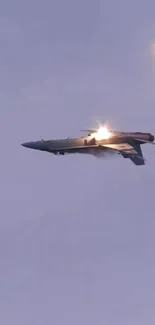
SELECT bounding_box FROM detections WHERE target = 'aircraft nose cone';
[21,142,36,149]
[21,141,45,150]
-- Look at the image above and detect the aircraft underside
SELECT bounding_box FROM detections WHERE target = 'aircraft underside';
[52,145,145,165]
[53,147,117,158]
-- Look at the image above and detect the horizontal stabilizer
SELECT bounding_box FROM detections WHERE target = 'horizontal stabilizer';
[101,143,145,166]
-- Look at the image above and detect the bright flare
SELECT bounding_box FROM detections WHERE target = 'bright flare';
[95,126,112,140]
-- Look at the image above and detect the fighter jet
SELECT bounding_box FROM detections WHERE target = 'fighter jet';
[21,126,155,166]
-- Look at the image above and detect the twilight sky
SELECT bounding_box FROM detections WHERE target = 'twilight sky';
[1,0,155,324]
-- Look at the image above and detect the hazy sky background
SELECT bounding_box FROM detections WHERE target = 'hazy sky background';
[1,0,155,324]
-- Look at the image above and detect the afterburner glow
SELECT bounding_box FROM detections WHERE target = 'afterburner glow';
[95,126,112,140]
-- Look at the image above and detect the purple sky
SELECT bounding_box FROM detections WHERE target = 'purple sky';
[1,0,155,324]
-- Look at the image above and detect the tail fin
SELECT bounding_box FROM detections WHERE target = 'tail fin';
[130,144,145,165]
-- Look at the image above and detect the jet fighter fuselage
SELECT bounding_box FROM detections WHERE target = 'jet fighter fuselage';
[22,129,155,166]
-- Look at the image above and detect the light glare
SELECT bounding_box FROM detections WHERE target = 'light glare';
[95,126,112,140]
